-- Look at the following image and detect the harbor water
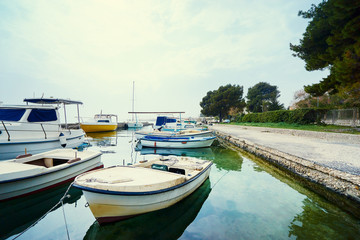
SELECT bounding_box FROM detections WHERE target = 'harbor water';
[1,127,360,240]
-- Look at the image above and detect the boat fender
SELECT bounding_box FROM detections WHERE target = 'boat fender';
[59,133,67,148]
[67,158,81,164]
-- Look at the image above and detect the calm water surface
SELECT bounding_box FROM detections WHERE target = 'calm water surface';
[1,128,360,240]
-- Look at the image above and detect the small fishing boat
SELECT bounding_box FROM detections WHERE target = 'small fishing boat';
[81,113,118,133]
[138,135,216,149]
[0,149,102,201]
[153,116,206,132]
[135,129,214,140]
[73,156,212,224]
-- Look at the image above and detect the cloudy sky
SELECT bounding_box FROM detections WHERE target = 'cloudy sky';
[0,0,327,122]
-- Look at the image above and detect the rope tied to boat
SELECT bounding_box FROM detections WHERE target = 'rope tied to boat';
[12,182,74,240]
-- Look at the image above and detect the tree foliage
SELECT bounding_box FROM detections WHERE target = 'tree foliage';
[246,82,284,113]
[290,0,360,100]
[200,84,246,121]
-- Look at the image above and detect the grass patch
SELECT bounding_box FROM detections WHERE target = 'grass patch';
[224,122,360,134]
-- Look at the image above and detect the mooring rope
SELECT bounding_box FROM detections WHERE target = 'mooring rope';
[12,182,74,240]
[212,170,230,189]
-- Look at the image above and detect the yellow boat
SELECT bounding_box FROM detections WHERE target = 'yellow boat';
[81,113,118,133]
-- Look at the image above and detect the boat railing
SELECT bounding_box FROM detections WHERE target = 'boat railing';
[0,120,64,141]
[1,121,10,141]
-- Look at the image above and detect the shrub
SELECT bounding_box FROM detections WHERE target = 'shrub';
[238,109,328,124]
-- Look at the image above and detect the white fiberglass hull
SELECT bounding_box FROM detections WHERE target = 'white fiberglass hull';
[0,149,102,201]
[135,130,214,140]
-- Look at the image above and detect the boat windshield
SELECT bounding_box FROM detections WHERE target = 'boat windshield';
[97,119,110,123]
[0,108,26,121]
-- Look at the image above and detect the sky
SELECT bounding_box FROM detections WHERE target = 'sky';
[0,0,328,122]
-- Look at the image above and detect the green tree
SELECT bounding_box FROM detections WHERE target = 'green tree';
[290,0,360,101]
[246,82,284,113]
[200,84,246,122]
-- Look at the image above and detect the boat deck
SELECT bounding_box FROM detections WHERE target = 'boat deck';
[75,156,212,193]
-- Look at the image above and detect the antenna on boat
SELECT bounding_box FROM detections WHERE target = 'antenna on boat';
[132,81,135,122]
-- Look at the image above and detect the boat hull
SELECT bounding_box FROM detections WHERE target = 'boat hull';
[0,150,102,201]
[139,137,215,149]
[78,164,211,224]
[80,123,117,133]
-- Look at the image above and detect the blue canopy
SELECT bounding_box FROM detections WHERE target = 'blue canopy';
[0,109,26,121]
[24,98,83,105]
[155,116,177,126]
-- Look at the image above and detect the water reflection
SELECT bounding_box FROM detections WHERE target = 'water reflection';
[289,197,360,239]
[84,179,212,240]
[0,183,82,240]
[86,131,118,147]
[211,146,243,171]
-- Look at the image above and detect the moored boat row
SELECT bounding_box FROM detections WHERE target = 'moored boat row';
[0,97,216,227]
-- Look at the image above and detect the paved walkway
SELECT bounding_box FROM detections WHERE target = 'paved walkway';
[210,124,360,175]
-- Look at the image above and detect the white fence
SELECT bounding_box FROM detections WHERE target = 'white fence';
[322,108,360,127]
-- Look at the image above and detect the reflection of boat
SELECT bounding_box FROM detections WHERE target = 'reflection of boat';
[86,131,117,139]
[0,183,82,240]
[136,146,215,159]
[0,98,86,160]
[84,178,211,240]
[0,149,102,201]
[138,135,216,149]
[81,113,118,133]
[86,131,118,147]
[74,156,212,224]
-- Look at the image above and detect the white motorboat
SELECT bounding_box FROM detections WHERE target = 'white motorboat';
[73,156,212,224]
[135,129,214,140]
[0,98,86,160]
[0,149,102,201]
[126,121,143,128]
[138,135,216,149]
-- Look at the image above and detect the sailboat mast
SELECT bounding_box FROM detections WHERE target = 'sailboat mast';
[132,81,135,121]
